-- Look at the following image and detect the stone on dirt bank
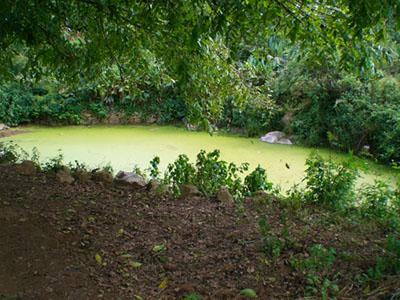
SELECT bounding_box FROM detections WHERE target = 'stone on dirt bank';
[74,168,91,182]
[253,190,271,203]
[179,184,201,198]
[107,112,124,125]
[115,171,146,188]
[149,181,170,197]
[147,179,160,192]
[260,131,292,145]
[0,124,10,131]
[216,187,234,205]
[92,170,114,184]
[16,160,37,175]
[56,167,75,184]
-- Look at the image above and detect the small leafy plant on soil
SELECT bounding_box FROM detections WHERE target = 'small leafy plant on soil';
[184,293,202,300]
[244,165,273,195]
[301,153,359,210]
[258,215,283,259]
[149,155,161,179]
[361,235,400,284]
[359,180,400,232]
[164,149,273,199]
[42,150,65,172]
[290,244,338,299]
[0,141,28,163]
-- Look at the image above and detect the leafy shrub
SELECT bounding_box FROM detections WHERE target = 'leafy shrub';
[370,76,400,105]
[369,104,400,163]
[302,154,358,209]
[32,94,83,124]
[68,160,89,174]
[292,244,336,273]
[164,149,272,199]
[0,84,33,126]
[42,151,65,172]
[222,95,282,136]
[0,142,23,163]
[366,235,400,281]
[89,103,108,120]
[258,215,284,258]
[149,156,160,179]
[194,150,248,197]
[244,165,273,194]
[290,244,338,299]
[164,154,196,195]
[275,63,400,164]
[165,150,247,198]
[375,235,400,275]
[359,180,397,218]
[285,73,366,149]
[359,180,400,231]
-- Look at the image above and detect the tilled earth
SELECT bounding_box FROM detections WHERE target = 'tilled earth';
[0,164,398,299]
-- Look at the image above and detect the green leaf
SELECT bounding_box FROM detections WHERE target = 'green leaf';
[152,244,166,252]
[95,253,102,265]
[184,293,202,300]
[240,288,257,298]
[130,261,142,268]
[159,277,168,289]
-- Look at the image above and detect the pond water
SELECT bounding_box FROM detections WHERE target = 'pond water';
[3,125,398,190]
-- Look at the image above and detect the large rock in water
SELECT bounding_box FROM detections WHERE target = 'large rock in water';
[260,131,292,145]
[115,171,146,188]
[276,138,293,145]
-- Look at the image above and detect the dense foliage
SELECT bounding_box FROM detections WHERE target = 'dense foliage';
[275,66,400,164]
[163,149,273,199]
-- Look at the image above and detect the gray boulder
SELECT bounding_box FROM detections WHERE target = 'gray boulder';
[115,171,146,188]
[260,131,292,145]
[276,138,293,145]
[260,134,278,144]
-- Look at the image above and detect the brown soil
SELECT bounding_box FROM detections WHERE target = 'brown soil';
[0,164,398,299]
[0,129,29,139]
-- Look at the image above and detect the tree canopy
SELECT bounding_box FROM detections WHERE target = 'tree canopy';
[1,0,399,81]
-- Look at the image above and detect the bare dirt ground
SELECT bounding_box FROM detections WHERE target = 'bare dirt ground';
[0,129,29,139]
[0,164,398,299]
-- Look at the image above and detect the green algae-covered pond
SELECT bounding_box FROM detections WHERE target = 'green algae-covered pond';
[3,125,398,190]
